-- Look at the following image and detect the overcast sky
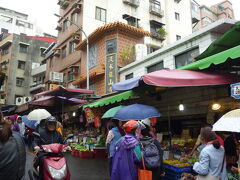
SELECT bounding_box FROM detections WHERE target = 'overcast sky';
[0,0,239,36]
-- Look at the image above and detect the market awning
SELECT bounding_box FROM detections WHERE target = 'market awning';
[34,86,94,98]
[113,69,239,91]
[196,21,240,60]
[178,45,240,70]
[82,90,138,109]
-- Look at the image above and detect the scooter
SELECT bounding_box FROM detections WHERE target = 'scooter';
[28,133,73,180]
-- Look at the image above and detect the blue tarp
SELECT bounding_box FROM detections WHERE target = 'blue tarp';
[112,77,141,91]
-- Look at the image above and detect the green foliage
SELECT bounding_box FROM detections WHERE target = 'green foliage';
[121,45,136,65]
[157,27,167,38]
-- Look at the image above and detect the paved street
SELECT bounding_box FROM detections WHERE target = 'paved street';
[25,150,109,180]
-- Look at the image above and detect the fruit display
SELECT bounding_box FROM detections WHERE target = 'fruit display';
[70,143,89,151]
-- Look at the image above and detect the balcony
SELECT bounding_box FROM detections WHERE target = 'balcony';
[149,6,164,17]
[30,84,46,93]
[191,9,200,23]
[58,0,70,9]
[55,24,62,31]
[31,64,46,76]
[151,32,166,41]
[71,34,81,43]
[72,3,82,13]
[123,0,139,8]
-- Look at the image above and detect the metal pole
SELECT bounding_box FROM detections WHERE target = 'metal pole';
[54,14,89,89]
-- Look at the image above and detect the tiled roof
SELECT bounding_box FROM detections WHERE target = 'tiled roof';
[26,36,57,43]
[76,21,150,50]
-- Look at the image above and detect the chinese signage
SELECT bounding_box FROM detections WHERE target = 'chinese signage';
[49,84,59,90]
[231,82,240,99]
[105,39,117,94]
[105,54,117,93]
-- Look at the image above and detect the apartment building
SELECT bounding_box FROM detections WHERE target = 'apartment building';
[0,7,37,35]
[118,19,236,81]
[0,33,56,105]
[191,0,234,31]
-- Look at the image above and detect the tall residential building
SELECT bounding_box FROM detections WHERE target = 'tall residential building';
[191,0,234,31]
[0,33,56,105]
[0,7,38,35]
[45,0,193,95]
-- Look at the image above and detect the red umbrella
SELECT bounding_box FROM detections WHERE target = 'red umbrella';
[143,69,238,87]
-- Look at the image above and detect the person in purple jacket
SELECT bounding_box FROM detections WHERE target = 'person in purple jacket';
[111,120,142,180]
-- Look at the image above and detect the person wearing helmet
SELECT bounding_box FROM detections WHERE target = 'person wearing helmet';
[111,120,142,180]
[33,116,65,178]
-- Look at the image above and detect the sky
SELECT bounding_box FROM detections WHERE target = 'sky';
[0,0,239,36]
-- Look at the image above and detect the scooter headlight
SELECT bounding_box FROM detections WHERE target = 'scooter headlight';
[48,164,67,180]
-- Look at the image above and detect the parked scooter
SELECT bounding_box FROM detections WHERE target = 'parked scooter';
[28,132,73,180]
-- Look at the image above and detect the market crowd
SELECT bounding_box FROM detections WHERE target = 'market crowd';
[106,118,240,180]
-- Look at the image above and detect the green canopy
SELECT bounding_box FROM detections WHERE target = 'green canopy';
[83,90,138,109]
[196,21,240,60]
[179,45,240,70]
[101,105,124,119]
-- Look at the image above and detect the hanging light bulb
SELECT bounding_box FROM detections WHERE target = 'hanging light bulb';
[72,112,76,117]
[212,103,221,110]
[179,104,184,111]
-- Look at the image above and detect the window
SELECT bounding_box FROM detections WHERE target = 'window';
[61,46,67,58]
[89,44,97,69]
[68,73,74,81]
[1,47,9,55]
[176,35,181,40]
[16,78,24,87]
[95,7,106,22]
[1,28,8,33]
[123,14,139,27]
[175,12,180,20]
[147,46,159,54]
[18,60,26,70]
[0,15,13,23]
[147,62,163,73]
[125,73,133,80]
[69,42,76,54]
[19,43,28,53]
[175,48,199,68]
[63,20,68,31]
[40,48,46,57]
[150,0,161,11]
[71,13,78,24]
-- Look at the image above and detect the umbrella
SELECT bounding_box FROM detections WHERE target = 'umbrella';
[102,106,124,119]
[114,104,161,121]
[28,109,51,121]
[22,115,39,130]
[212,109,240,132]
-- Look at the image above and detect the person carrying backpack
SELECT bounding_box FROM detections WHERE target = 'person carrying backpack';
[139,119,165,180]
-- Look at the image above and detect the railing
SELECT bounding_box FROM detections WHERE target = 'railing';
[149,5,164,17]
[123,0,140,8]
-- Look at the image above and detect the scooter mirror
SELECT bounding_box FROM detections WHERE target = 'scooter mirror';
[33,132,40,137]
[66,134,74,139]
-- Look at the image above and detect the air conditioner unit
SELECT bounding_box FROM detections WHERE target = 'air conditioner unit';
[23,96,32,103]
[72,35,81,43]
[15,97,24,105]
[0,99,5,105]
[50,72,64,82]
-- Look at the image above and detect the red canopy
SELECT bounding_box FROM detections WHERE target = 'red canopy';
[143,69,238,87]
[34,86,94,98]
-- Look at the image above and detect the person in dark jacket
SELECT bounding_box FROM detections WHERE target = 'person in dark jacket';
[0,113,26,180]
[33,116,65,178]
[139,119,165,180]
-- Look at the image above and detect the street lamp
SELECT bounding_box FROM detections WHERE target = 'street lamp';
[54,13,89,90]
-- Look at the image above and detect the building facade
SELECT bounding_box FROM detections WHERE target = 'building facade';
[0,33,56,105]
[118,19,236,81]
[0,7,38,35]
[191,0,234,31]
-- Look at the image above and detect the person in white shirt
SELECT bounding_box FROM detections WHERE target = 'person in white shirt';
[16,116,25,137]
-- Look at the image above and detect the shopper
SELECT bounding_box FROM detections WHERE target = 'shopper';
[0,113,26,180]
[111,120,142,180]
[139,119,165,180]
[193,127,227,180]
[16,116,25,138]
[106,119,125,175]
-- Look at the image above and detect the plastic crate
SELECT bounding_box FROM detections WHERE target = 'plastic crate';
[79,151,94,158]
[164,163,192,173]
